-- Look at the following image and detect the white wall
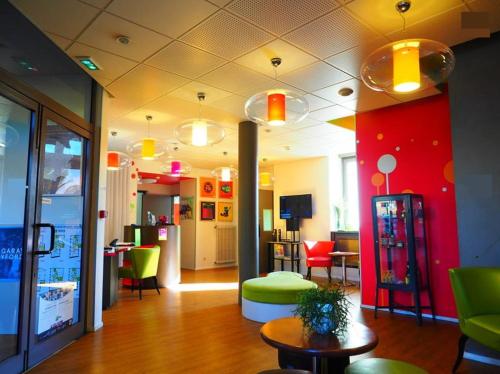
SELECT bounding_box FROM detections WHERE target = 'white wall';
[272,155,358,281]
[180,179,196,269]
[133,161,238,270]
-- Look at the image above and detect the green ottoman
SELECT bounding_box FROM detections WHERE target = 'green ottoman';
[242,272,317,323]
[345,358,428,374]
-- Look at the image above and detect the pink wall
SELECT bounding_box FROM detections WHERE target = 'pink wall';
[356,93,460,318]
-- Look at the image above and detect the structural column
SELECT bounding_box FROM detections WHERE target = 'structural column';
[238,120,259,304]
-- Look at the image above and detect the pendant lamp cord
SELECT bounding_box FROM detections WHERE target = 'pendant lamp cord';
[399,11,406,33]
[146,115,151,138]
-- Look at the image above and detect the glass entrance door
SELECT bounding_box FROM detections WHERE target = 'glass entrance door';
[0,92,36,373]
[28,110,88,366]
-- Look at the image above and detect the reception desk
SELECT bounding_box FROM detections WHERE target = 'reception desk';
[123,225,181,288]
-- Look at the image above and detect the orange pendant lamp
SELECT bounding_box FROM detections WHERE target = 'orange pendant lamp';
[245,57,308,127]
[106,151,131,171]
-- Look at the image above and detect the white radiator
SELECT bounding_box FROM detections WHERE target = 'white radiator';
[215,225,237,264]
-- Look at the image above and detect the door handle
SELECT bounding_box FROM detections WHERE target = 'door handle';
[33,223,56,255]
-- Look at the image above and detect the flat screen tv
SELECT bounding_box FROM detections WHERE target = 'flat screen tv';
[280,194,312,219]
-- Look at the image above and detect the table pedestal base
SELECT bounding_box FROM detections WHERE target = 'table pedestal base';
[278,350,350,374]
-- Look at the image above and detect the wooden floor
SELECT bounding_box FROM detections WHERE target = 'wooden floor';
[29,268,496,374]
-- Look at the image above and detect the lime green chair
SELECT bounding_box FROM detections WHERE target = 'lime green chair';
[345,358,427,373]
[119,246,161,300]
[449,267,500,372]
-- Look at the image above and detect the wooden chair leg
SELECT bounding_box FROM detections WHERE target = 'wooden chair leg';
[131,281,134,293]
[139,279,143,300]
[153,276,161,295]
[453,334,468,373]
[307,267,311,280]
[327,267,332,283]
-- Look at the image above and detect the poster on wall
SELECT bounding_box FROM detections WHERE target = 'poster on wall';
[218,181,233,199]
[180,196,194,220]
[36,286,74,339]
[0,226,23,280]
[200,177,216,198]
[217,202,233,222]
[200,202,216,221]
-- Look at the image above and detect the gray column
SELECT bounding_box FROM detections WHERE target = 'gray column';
[238,120,259,304]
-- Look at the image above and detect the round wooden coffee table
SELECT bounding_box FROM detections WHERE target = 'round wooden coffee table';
[260,317,378,374]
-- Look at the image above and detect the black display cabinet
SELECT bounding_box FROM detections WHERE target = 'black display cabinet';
[372,194,435,325]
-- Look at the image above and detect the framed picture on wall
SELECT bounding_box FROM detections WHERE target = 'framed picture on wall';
[200,201,216,221]
[180,196,194,220]
[218,181,233,199]
[217,202,233,222]
[200,177,216,198]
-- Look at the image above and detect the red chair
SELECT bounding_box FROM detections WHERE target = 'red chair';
[303,240,335,282]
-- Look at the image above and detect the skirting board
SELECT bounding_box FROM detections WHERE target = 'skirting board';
[361,304,499,367]
[464,352,500,367]
[360,303,458,323]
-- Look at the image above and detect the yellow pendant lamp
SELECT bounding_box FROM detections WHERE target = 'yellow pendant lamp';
[360,1,455,95]
[127,115,167,161]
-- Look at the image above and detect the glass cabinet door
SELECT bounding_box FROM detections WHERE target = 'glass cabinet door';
[374,198,410,286]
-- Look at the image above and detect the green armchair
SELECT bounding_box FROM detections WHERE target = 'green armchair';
[449,267,500,372]
[119,246,161,300]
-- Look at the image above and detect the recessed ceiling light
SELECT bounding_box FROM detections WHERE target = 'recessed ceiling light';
[338,87,354,97]
[77,56,100,71]
[116,35,130,45]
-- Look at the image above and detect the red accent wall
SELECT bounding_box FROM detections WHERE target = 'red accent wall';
[356,93,460,318]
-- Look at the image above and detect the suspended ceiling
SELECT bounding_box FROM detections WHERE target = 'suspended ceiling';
[10,0,500,169]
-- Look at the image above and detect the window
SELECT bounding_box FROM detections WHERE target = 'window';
[342,156,359,230]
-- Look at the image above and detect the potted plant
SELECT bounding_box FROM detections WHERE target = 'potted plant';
[294,286,351,335]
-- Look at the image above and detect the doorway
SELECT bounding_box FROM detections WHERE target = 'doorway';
[0,80,92,373]
[259,190,273,273]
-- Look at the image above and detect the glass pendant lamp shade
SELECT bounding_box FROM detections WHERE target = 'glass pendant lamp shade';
[160,159,192,177]
[127,138,167,160]
[107,151,131,171]
[246,89,308,127]
[127,115,167,160]
[259,171,273,187]
[211,166,238,182]
[361,38,455,94]
[175,119,225,147]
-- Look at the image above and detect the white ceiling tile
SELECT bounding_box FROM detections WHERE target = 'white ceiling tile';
[313,78,361,104]
[283,7,379,58]
[145,41,226,79]
[168,81,232,104]
[279,61,352,92]
[107,65,190,117]
[227,0,340,35]
[180,10,274,59]
[46,33,73,50]
[303,94,335,111]
[11,0,100,39]
[78,12,171,62]
[325,37,388,78]
[107,0,218,38]
[209,94,247,119]
[387,5,483,47]
[198,62,272,95]
[308,105,355,121]
[67,42,137,81]
[234,39,317,78]
[208,0,233,7]
[341,85,399,112]
[468,0,500,33]
[346,0,463,35]
[79,0,110,8]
